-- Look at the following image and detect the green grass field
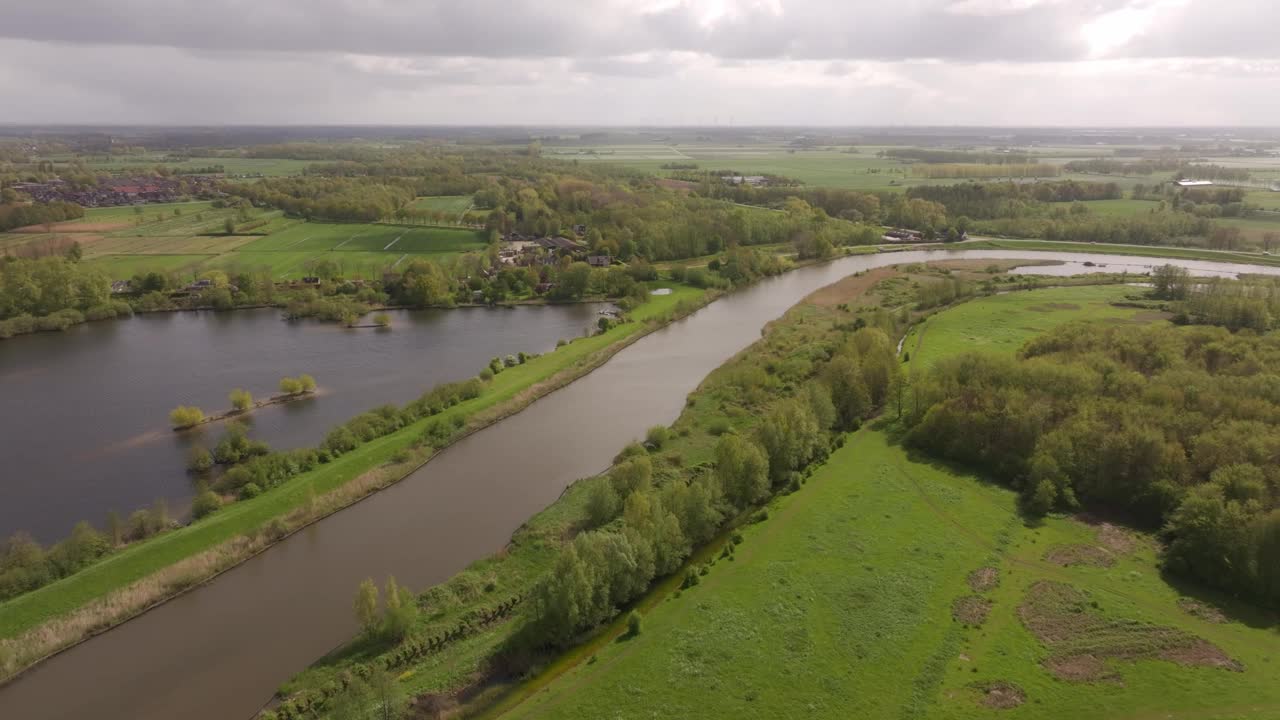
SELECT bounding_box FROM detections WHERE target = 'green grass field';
[407,195,473,216]
[53,218,490,280]
[500,429,1280,720]
[902,285,1153,369]
[0,281,705,646]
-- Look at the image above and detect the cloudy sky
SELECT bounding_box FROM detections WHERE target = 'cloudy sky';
[0,0,1276,126]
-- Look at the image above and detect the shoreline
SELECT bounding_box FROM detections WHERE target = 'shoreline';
[173,390,318,431]
[0,283,719,687]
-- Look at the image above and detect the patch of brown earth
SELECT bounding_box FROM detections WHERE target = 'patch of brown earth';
[806,266,900,307]
[967,567,999,592]
[1043,655,1120,683]
[1044,544,1115,568]
[953,595,992,626]
[1074,514,1139,555]
[971,681,1027,709]
[1018,580,1242,683]
[1160,640,1244,671]
[1177,597,1227,624]
[928,258,1061,274]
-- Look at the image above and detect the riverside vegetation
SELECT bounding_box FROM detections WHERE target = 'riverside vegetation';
[265,266,1278,720]
[0,275,709,683]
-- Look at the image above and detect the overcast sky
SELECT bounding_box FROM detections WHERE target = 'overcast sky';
[0,0,1276,126]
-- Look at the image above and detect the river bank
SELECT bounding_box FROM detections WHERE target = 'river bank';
[3,248,1278,720]
[0,282,710,685]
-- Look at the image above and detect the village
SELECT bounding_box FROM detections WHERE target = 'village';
[9,175,221,207]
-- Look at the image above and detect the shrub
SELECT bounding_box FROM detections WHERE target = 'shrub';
[479,368,494,381]
[169,405,205,429]
[229,388,253,412]
[239,482,262,500]
[556,338,568,348]
[627,610,642,636]
[279,376,303,395]
[682,569,700,589]
[191,490,222,519]
[298,374,317,393]
[708,418,732,436]
[504,354,519,367]
[372,312,391,328]
[645,425,671,449]
[187,446,213,473]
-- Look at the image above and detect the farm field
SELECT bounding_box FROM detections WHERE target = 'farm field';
[407,195,473,216]
[499,428,1280,720]
[18,213,494,280]
[902,284,1155,369]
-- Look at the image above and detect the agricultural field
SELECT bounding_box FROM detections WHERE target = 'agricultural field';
[407,195,473,216]
[902,284,1158,369]
[500,427,1280,720]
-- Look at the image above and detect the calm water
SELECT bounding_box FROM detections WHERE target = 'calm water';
[0,305,603,542]
[2,249,1277,720]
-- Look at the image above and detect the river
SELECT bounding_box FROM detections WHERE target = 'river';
[2,248,1277,720]
[0,305,604,543]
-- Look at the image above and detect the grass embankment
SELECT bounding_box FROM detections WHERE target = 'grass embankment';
[0,282,706,683]
[500,430,1280,720]
[962,237,1280,267]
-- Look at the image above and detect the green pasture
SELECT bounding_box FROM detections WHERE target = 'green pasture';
[501,430,1280,720]
[902,284,1154,370]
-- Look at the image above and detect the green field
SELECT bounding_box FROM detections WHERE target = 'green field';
[502,429,1280,720]
[407,195,473,216]
[902,284,1153,369]
[33,217,492,280]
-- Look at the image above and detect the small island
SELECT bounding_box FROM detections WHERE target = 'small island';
[169,374,317,430]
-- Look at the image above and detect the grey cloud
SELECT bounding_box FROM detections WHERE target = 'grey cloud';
[0,0,1137,63]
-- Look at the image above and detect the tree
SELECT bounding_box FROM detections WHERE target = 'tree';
[1152,264,1190,300]
[372,312,391,328]
[585,477,621,528]
[627,610,642,636]
[223,217,236,235]
[228,388,252,412]
[169,405,204,429]
[298,374,317,393]
[823,355,871,429]
[382,575,417,640]
[609,455,653,498]
[187,446,213,473]
[279,376,303,395]
[713,434,770,509]
[354,578,380,636]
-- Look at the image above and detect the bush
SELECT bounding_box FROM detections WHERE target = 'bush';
[169,405,205,429]
[191,490,222,519]
[298,374,317,393]
[504,354,519,368]
[239,482,262,500]
[372,312,391,328]
[627,610,642,636]
[707,418,732,436]
[479,368,494,381]
[645,425,671,449]
[187,446,213,473]
[229,388,253,412]
[279,376,303,395]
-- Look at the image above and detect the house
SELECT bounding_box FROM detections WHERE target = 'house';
[882,228,924,243]
[535,236,582,252]
[1176,179,1214,187]
[587,255,612,268]
[110,280,132,294]
[721,175,768,187]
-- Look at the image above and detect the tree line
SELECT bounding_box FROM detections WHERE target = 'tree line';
[510,319,903,651]
[900,320,1280,607]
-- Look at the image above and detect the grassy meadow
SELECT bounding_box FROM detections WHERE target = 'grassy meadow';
[499,429,1280,720]
[902,284,1155,369]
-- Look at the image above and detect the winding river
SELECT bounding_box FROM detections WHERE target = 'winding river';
[2,248,1277,720]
